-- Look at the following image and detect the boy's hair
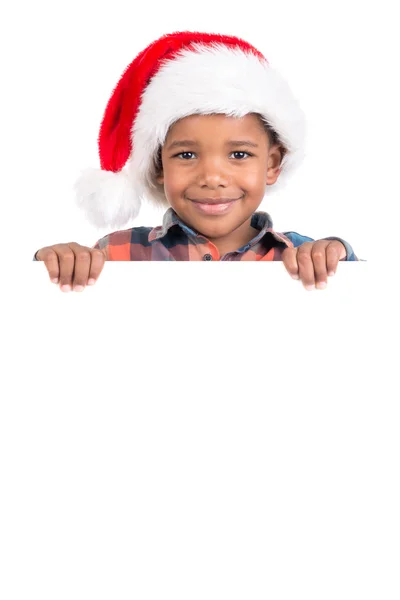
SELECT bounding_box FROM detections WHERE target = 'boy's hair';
[153,113,286,182]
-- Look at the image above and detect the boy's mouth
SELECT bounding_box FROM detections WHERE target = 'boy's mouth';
[189,196,242,216]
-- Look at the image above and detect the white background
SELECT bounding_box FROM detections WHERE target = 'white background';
[1,1,400,598]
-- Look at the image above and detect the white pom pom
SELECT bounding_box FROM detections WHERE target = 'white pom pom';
[74,168,141,230]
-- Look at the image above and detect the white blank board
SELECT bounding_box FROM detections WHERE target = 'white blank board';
[1,261,399,599]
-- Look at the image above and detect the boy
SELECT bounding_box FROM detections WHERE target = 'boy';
[33,31,359,292]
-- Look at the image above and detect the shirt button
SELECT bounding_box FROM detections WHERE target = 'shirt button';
[203,254,213,261]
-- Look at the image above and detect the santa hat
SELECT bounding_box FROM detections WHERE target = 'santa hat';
[75,31,306,230]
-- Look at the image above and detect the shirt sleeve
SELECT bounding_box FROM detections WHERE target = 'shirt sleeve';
[282,232,362,261]
[91,235,109,258]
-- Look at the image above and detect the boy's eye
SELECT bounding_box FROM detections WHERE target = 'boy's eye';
[174,151,252,160]
[231,151,251,159]
[175,152,196,159]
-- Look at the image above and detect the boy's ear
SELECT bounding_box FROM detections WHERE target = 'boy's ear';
[266,144,284,185]
[155,147,164,184]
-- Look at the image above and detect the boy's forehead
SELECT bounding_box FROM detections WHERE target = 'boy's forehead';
[165,113,266,141]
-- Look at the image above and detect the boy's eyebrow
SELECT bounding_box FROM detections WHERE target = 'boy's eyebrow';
[227,140,259,148]
[167,140,259,150]
[167,140,199,150]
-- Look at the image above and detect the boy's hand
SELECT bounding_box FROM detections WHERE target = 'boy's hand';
[35,243,106,292]
[282,240,346,290]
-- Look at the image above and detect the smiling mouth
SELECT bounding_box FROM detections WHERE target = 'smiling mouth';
[189,197,242,205]
[189,197,242,216]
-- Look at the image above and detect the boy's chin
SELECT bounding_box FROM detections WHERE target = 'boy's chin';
[187,213,246,239]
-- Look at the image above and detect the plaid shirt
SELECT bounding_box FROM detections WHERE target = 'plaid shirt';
[33,208,360,261]
[90,208,360,261]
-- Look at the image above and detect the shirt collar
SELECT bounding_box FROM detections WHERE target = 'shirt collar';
[148,207,293,249]
[148,208,190,242]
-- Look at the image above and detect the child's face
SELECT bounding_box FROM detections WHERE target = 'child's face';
[156,113,282,242]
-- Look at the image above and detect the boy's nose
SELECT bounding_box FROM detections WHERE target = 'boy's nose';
[196,159,230,188]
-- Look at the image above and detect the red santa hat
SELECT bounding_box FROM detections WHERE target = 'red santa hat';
[75,31,306,230]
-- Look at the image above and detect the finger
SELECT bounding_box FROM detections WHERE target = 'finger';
[68,243,91,291]
[281,247,300,279]
[326,242,341,276]
[56,244,76,292]
[87,249,107,285]
[311,241,329,289]
[36,247,60,283]
[296,243,316,290]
